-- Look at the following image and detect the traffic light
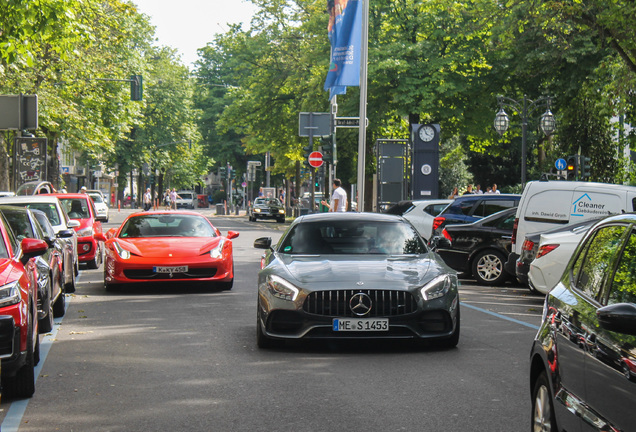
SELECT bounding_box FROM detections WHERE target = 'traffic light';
[581,156,591,180]
[130,75,143,101]
[229,167,236,180]
[566,155,579,181]
[320,135,334,164]
[219,166,226,178]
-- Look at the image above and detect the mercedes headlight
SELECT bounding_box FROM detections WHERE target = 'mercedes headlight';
[210,239,225,259]
[266,275,299,301]
[0,280,21,308]
[254,208,261,213]
[421,274,453,300]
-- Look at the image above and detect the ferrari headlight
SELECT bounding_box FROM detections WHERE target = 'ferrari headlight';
[0,280,21,308]
[421,274,453,300]
[113,241,130,260]
[210,239,225,259]
[76,227,93,237]
[266,275,299,301]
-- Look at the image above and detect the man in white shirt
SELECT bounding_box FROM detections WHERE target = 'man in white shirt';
[322,178,347,212]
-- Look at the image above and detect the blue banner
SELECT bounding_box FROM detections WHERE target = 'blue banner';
[324,0,362,99]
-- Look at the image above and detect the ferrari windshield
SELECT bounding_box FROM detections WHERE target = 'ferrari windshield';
[119,214,218,238]
[279,220,427,255]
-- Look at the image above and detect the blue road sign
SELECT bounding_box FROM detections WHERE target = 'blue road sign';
[555,158,567,170]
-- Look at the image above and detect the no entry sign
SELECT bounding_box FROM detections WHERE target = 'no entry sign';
[308,151,324,168]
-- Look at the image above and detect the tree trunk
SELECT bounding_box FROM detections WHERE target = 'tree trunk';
[0,133,11,191]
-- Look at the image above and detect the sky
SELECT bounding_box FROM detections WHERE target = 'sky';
[132,0,257,67]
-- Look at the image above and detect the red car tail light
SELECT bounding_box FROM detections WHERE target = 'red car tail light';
[511,217,519,246]
[522,239,535,251]
[536,244,560,259]
[433,217,445,231]
[442,229,452,241]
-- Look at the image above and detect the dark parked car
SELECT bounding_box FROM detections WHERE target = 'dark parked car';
[431,193,520,237]
[431,208,516,285]
[253,212,460,348]
[0,210,48,398]
[530,213,636,431]
[248,197,285,223]
[0,206,67,334]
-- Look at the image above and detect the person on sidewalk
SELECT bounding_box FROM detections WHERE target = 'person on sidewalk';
[321,178,347,212]
[143,188,152,211]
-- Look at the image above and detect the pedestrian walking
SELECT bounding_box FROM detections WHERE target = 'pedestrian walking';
[321,178,347,212]
[169,188,180,210]
[143,188,152,211]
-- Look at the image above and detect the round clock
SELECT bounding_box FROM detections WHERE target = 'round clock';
[418,124,436,142]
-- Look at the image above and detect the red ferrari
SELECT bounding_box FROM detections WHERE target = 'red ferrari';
[95,211,238,290]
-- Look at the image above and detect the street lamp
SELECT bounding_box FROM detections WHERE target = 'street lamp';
[494,95,556,185]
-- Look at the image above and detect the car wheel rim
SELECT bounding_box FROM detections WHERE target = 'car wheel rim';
[533,384,552,432]
[476,254,502,282]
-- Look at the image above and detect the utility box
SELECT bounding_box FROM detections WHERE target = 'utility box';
[215,204,225,215]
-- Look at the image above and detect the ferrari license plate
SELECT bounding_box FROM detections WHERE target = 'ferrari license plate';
[332,318,389,332]
[153,265,188,273]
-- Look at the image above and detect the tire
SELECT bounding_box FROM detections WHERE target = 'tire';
[277,217,285,224]
[257,318,275,349]
[105,281,122,292]
[531,371,557,432]
[53,291,66,318]
[65,264,76,293]
[218,279,234,290]
[87,244,102,270]
[5,311,37,398]
[471,250,509,285]
[438,306,460,349]
[39,279,54,334]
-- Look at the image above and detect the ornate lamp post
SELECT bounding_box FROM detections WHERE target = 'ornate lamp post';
[494,95,556,185]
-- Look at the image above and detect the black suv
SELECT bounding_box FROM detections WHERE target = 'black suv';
[530,213,636,431]
[431,194,520,237]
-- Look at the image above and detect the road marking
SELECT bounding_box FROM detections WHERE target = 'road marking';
[462,302,540,330]
[1,274,79,431]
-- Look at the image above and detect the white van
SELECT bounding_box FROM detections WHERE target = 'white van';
[505,180,636,277]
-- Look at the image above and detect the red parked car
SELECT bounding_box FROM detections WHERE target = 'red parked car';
[0,210,48,398]
[49,193,105,269]
[95,211,238,290]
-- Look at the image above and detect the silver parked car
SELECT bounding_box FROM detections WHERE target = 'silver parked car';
[0,195,79,291]
[253,212,460,348]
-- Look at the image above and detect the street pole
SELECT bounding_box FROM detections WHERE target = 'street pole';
[356,0,369,212]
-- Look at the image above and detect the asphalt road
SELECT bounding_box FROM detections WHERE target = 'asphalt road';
[0,210,545,431]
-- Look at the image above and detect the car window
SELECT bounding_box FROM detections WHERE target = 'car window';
[473,200,518,218]
[32,211,56,238]
[483,212,516,229]
[606,229,636,306]
[0,234,8,258]
[120,215,217,238]
[424,203,448,216]
[2,210,35,241]
[88,193,104,203]
[279,221,427,255]
[573,225,626,300]
[25,203,61,225]
[445,198,478,216]
[61,198,90,219]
